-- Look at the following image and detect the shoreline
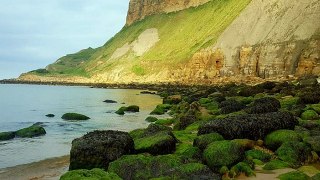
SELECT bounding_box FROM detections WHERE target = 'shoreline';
[0,155,69,180]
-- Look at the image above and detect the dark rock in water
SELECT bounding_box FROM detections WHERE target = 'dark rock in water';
[15,124,46,138]
[103,99,117,103]
[140,91,156,95]
[246,97,281,114]
[108,154,221,180]
[0,131,15,141]
[203,140,245,169]
[61,113,90,120]
[198,112,298,140]
[69,130,134,170]
[150,104,172,115]
[115,105,140,115]
[45,114,55,117]
[60,168,122,180]
[219,100,246,114]
[145,116,158,122]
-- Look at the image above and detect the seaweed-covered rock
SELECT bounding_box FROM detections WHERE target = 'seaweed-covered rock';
[198,112,298,140]
[238,86,264,97]
[15,124,46,138]
[61,113,90,120]
[257,81,277,90]
[229,162,255,178]
[203,140,244,169]
[163,95,182,104]
[301,110,319,120]
[150,104,172,115]
[60,168,121,180]
[276,141,312,167]
[115,105,140,115]
[219,100,246,114]
[246,97,280,114]
[305,136,320,152]
[193,133,224,150]
[263,160,290,170]
[145,116,158,122]
[69,130,134,170]
[155,119,174,126]
[108,154,220,180]
[103,99,117,103]
[177,115,197,130]
[278,171,310,180]
[312,173,320,180]
[299,91,320,104]
[265,130,302,150]
[45,114,55,117]
[0,131,15,141]
[310,104,320,114]
[245,149,272,162]
[134,131,177,155]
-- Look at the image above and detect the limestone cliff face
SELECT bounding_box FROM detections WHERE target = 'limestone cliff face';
[126,0,210,25]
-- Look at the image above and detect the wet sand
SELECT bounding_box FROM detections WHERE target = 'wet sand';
[0,156,69,180]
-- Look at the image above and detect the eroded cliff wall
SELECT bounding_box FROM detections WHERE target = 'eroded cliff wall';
[126,0,211,25]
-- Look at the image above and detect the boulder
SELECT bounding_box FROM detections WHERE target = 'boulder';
[103,99,117,103]
[61,113,90,120]
[246,97,280,114]
[301,110,319,120]
[193,133,224,150]
[177,114,197,130]
[276,141,312,167]
[245,149,271,162]
[108,154,220,180]
[219,100,246,114]
[0,131,15,141]
[115,105,140,115]
[150,104,172,115]
[69,130,134,170]
[203,140,244,169]
[198,112,298,140]
[60,168,121,180]
[265,130,302,150]
[145,116,158,122]
[45,114,55,117]
[163,95,182,104]
[304,136,320,152]
[15,124,46,138]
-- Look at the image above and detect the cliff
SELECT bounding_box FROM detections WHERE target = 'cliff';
[19,0,320,85]
[126,0,210,25]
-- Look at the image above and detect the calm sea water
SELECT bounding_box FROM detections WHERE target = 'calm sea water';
[0,84,162,168]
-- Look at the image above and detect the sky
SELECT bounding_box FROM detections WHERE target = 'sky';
[0,0,129,79]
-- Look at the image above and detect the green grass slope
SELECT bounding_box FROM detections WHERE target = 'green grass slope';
[26,0,252,79]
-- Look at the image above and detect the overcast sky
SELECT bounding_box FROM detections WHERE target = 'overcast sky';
[0,0,129,79]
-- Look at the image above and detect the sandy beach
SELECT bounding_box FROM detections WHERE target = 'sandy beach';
[0,156,69,180]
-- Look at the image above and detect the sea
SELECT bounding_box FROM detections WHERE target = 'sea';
[0,84,162,169]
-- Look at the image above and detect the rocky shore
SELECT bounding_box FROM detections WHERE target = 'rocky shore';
[53,76,320,179]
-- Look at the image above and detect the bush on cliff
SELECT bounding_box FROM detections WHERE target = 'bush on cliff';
[198,112,298,140]
[61,113,90,120]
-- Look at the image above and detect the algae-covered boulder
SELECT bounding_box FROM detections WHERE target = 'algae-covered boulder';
[246,97,280,114]
[0,131,15,141]
[193,133,224,150]
[305,136,320,152]
[163,95,182,104]
[69,130,134,170]
[108,154,220,180]
[263,160,290,170]
[312,173,320,180]
[61,113,90,120]
[299,91,320,104]
[116,105,140,115]
[134,131,177,155]
[265,130,302,150]
[219,99,246,114]
[15,124,46,138]
[245,149,272,162]
[203,140,244,169]
[150,104,172,115]
[60,168,121,180]
[301,110,319,120]
[198,112,298,140]
[145,116,158,122]
[278,171,310,180]
[229,162,255,178]
[276,141,312,167]
[176,114,197,130]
